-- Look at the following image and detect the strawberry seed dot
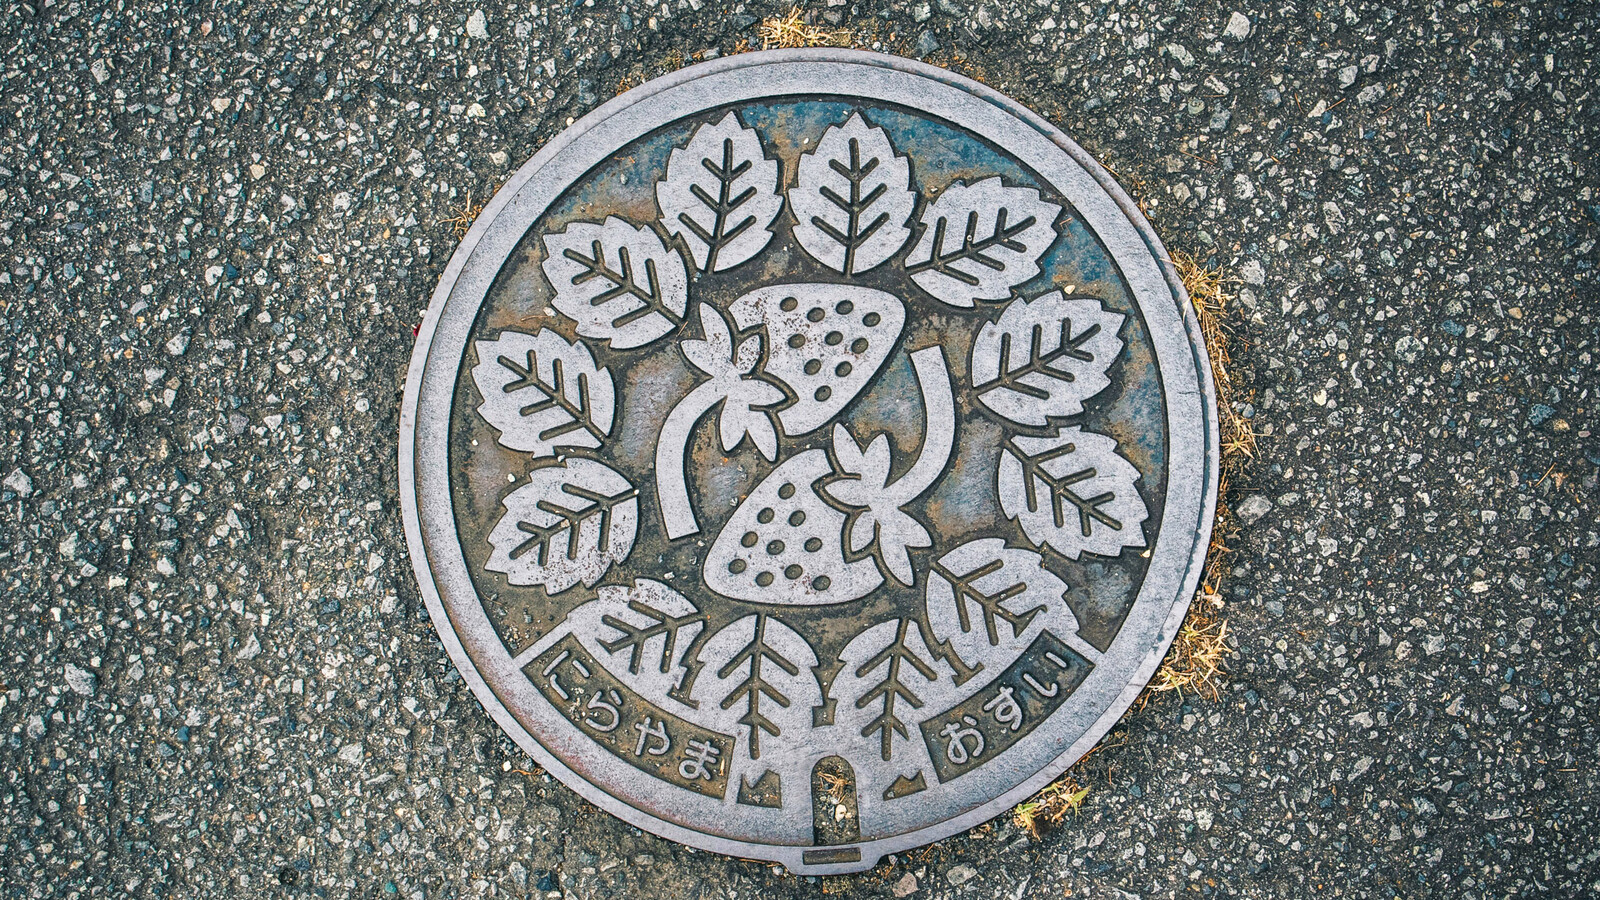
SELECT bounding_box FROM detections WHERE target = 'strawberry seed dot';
[766,540,785,556]
[756,571,775,587]
[777,483,796,499]
[835,300,854,314]
[835,361,852,377]
[850,337,869,353]
[729,559,747,574]
[814,385,832,402]
[788,510,806,526]
[788,333,806,349]
[784,564,804,580]
[741,531,759,547]
[862,312,881,327]
[806,307,826,323]
[804,537,823,552]
[757,508,775,524]
[804,358,822,375]
[779,296,798,312]
[811,576,831,591]
[825,331,844,346]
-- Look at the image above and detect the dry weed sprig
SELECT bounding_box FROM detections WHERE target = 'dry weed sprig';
[1012,775,1090,836]
[1173,250,1258,466]
[439,192,486,238]
[925,51,991,85]
[817,769,850,806]
[614,71,645,94]
[758,7,853,49]
[1147,609,1231,702]
[1137,252,1249,704]
[1009,735,1123,838]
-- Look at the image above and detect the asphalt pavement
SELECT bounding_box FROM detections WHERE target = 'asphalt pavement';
[0,0,1595,897]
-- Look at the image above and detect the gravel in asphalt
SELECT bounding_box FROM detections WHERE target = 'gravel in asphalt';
[0,0,1595,897]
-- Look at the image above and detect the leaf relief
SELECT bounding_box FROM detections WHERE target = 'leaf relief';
[689,613,821,760]
[905,177,1061,308]
[563,579,706,712]
[924,538,1078,675]
[485,459,639,594]
[830,618,960,762]
[470,329,616,456]
[997,426,1149,559]
[789,112,916,275]
[656,111,784,273]
[541,216,688,350]
[970,291,1124,426]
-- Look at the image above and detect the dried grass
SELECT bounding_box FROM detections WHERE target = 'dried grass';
[615,46,691,96]
[927,51,992,85]
[1174,250,1258,466]
[758,7,853,50]
[817,769,850,805]
[614,71,645,94]
[1141,251,1249,704]
[615,9,851,98]
[1012,775,1090,836]
[439,192,485,238]
[1147,600,1231,702]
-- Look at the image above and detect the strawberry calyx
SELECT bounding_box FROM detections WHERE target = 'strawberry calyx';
[822,346,954,587]
[657,304,784,540]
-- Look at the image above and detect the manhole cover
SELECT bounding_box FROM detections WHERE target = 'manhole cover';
[402,49,1217,873]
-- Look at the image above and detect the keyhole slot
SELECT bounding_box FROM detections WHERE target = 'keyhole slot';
[811,755,861,846]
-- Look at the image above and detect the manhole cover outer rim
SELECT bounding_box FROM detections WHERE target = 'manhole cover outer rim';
[400,48,1219,874]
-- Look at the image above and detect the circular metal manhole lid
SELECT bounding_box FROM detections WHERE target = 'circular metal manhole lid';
[402,49,1217,874]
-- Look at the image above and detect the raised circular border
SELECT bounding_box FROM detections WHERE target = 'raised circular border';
[400,49,1218,874]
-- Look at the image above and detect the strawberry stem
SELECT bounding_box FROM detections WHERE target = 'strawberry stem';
[656,380,727,540]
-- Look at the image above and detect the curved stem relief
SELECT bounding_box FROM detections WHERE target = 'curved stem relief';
[897,347,957,499]
[655,304,784,541]
[656,381,729,541]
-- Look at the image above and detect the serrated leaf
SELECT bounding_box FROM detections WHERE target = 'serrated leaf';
[998,426,1149,559]
[656,112,784,273]
[541,216,688,349]
[906,177,1061,308]
[790,112,916,275]
[563,579,706,711]
[829,425,933,580]
[830,618,960,762]
[971,292,1124,426]
[485,459,639,594]
[924,538,1078,674]
[689,613,820,760]
[470,329,615,456]
[826,430,894,513]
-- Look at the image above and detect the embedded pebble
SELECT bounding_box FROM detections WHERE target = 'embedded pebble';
[64,664,96,696]
[1223,12,1251,41]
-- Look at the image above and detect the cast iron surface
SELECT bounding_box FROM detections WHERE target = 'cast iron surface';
[401,49,1217,874]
